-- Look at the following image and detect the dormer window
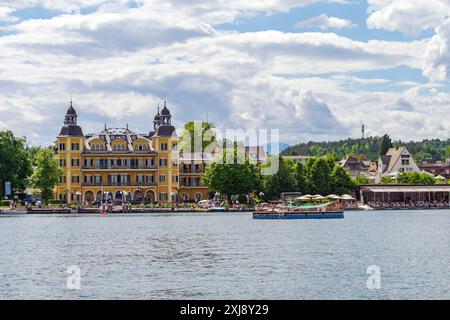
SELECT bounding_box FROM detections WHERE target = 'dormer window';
[134,144,147,151]
[113,144,126,151]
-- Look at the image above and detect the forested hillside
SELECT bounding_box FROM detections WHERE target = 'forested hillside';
[281,137,450,163]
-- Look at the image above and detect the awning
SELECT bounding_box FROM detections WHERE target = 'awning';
[364,186,450,193]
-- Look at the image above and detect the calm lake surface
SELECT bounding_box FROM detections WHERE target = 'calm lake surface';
[0,210,448,300]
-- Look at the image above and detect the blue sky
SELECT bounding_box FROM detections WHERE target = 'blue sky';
[0,0,449,146]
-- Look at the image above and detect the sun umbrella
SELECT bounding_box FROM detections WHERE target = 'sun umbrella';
[341,194,355,200]
[296,195,313,201]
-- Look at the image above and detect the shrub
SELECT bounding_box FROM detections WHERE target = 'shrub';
[1,200,11,207]
[237,194,248,204]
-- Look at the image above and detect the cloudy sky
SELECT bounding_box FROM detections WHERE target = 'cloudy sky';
[0,0,449,146]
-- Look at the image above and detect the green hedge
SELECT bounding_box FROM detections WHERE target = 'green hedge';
[1,200,11,206]
[48,199,62,205]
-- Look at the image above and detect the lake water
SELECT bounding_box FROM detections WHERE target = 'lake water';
[0,210,448,300]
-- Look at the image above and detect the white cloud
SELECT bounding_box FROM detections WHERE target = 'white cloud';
[0,6,19,23]
[423,18,450,81]
[295,14,355,30]
[386,97,414,111]
[366,0,450,82]
[0,0,447,146]
[367,0,450,36]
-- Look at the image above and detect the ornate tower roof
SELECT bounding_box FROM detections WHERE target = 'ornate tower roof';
[59,101,83,136]
[160,100,172,124]
[161,101,171,116]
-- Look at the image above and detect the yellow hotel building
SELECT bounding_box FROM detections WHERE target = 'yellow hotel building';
[54,101,211,204]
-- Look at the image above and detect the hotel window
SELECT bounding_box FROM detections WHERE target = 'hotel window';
[84,176,92,183]
[192,178,200,187]
[146,175,154,183]
[94,176,102,184]
[59,159,66,167]
[72,176,80,183]
[161,143,168,151]
[159,175,166,183]
[71,143,80,151]
[59,176,66,183]
[159,193,168,201]
[159,158,167,166]
[173,175,179,183]
[93,144,104,151]
[135,144,146,151]
[72,159,80,167]
[172,143,178,150]
[137,175,144,184]
[59,143,66,151]
[113,144,125,151]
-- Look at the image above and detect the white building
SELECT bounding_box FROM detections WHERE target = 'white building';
[376,147,420,182]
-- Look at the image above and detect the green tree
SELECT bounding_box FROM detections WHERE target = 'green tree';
[379,134,393,155]
[397,172,435,185]
[0,131,32,197]
[27,146,44,166]
[308,158,333,195]
[294,161,308,194]
[262,155,297,200]
[380,176,393,184]
[30,148,62,202]
[179,121,216,153]
[203,148,258,203]
[331,165,356,195]
[354,175,370,185]
[444,146,450,160]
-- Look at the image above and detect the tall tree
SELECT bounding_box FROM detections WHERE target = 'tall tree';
[203,148,258,203]
[308,158,333,195]
[27,146,44,166]
[179,121,216,153]
[379,134,393,155]
[294,161,308,194]
[331,165,356,195]
[263,155,297,200]
[0,131,32,197]
[30,148,62,202]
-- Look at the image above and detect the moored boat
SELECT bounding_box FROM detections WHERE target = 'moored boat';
[253,201,344,219]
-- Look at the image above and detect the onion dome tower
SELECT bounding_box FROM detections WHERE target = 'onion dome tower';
[59,101,83,136]
[160,100,172,125]
[154,100,176,137]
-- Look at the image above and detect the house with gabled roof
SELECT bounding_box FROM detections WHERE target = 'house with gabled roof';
[376,146,420,182]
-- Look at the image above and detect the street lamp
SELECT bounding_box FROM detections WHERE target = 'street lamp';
[75,191,81,208]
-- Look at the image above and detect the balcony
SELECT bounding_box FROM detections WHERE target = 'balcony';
[180,168,203,174]
[81,182,157,187]
[180,184,207,188]
[82,165,157,170]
